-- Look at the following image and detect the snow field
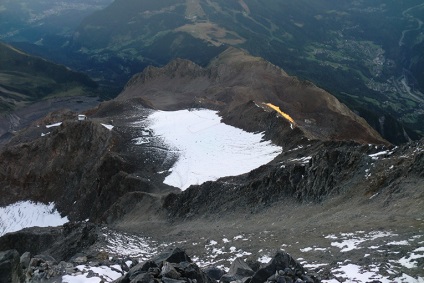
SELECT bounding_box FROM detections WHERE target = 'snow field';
[62,264,123,283]
[140,109,282,190]
[0,201,68,236]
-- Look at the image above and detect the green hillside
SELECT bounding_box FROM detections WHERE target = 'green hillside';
[0,42,98,112]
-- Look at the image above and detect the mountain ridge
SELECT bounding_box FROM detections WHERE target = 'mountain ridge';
[120,48,388,146]
[0,45,423,283]
[0,42,103,145]
[0,48,392,222]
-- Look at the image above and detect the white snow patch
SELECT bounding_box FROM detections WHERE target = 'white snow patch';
[369,193,379,199]
[258,255,272,263]
[100,229,158,261]
[62,274,100,283]
[101,123,114,130]
[387,240,410,246]
[314,248,327,251]
[132,137,150,145]
[145,109,282,190]
[368,150,394,160]
[46,122,62,128]
[289,156,312,165]
[325,234,338,239]
[330,263,392,283]
[300,247,313,252]
[399,253,424,269]
[414,247,424,252]
[304,263,327,269]
[62,264,122,283]
[330,231,394,252]
[0,201,68,236]
[288,145,304,152]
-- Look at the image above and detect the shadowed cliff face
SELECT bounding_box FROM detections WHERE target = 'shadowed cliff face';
[0,118,178,222]
[119,48,388,146]
[0,121,115,219]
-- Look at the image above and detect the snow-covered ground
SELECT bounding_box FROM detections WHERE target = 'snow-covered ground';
[61,228,424,283]
[62,264,123,283]
[135,109,282,190]
[0,201,68,236]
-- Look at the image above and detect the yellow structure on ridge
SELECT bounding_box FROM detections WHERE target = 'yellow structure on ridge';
[264,103,296,125]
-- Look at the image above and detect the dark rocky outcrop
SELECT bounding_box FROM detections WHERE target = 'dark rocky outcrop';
[250,251,310,283]
[0,227,62,257]
[0,222,98,262]
[162,142,365,217]
[0,120,117,220]
[163,139,424,219]
[0,250,24,283]
[220,258,254,283]
[113,248,214,283]
[0,116,176,222]
[113,248,319,283]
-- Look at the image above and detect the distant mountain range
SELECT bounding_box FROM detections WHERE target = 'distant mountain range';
[0,42,103,144]
[2,0,422,145]
[0,0,113,42]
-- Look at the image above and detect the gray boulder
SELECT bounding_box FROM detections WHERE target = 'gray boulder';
[250,251,311,283]
[220,258,254,283]
[20,251,31,270]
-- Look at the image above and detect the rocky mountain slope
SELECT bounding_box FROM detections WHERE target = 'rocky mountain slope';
[0,48,389,216]
[0,49,423,282]
[120,48,387,145]
[0,42,103,145]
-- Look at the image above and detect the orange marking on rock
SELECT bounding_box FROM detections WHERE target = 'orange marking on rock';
[264,103,295,125]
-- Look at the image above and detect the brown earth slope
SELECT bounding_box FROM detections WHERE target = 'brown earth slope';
[119,48,387,146]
